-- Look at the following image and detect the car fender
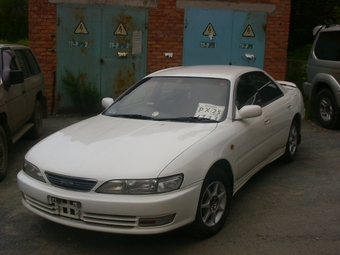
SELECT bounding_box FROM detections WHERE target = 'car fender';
[158,123,238,189]
[310,73,340,107]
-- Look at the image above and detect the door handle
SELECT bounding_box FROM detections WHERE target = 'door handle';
[264,119,270,125]
[118,52,128,57]
[287,105,292,110]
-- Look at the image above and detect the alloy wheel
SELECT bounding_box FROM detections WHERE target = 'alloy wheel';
[319,97,333,122]
[200,181,227,227]
[288,124,298,155]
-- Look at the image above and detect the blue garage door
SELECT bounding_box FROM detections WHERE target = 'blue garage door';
[183,8,233,65]
[183,8,267,68]
[57,4,147,109]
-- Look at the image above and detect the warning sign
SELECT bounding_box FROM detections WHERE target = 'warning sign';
[203,23,217,36]
[243,25,255,37]
[74,21,89,34]
[114,23,128,36]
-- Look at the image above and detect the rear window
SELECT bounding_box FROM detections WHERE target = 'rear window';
[14,49,41,78]
[314,31,340,61]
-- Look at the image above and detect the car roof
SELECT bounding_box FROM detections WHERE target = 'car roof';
[313,24,340,35]
[146,65,263,81]
[0,44,30,50]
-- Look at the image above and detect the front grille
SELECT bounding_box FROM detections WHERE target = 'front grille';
[83,212,137,228]
[24,194,58,215]
[45,172,97,192]
[23,195,138,228]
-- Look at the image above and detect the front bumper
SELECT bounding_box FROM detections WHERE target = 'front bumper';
[17,170,202,234]
[303,82,311,98]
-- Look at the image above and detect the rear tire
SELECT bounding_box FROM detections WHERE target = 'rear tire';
[0,126,9,181]
[28,100,43,139]
[281,120,298,163]
[189,167,232,238]
[316,89,339,129]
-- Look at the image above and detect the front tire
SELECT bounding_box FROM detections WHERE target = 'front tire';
[189,167,232,238]
[316,89,339,129]
[0,126,9,181]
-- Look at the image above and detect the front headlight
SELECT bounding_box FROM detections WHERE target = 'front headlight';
[23,160,46,182]
[96,174,183,194]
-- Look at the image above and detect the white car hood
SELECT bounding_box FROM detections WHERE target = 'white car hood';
[26,115,217,180]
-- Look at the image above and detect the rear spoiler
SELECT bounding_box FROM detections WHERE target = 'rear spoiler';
[277,81,297,88]
[313,24,340,36]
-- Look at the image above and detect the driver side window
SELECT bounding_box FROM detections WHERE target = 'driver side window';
[236,72,283,110]
[2,50,18,71]
[236,75,259,110]
[251,72,283,106]
[2,50,19,88]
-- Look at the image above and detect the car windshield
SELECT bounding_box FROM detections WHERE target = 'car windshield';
[103,77,230,123]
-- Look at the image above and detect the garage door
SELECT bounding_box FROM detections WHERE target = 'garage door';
[57,4,147,109]
[183,8,267,68]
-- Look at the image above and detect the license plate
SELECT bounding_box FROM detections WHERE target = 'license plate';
[51,197,82,219]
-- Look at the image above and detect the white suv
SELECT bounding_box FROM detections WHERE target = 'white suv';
[0,44,47,181]
[303,25,340,129]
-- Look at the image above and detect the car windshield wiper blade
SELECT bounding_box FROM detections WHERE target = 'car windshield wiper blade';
[156,117,219,123]
[112,114,154,120]
[112,114,219,122]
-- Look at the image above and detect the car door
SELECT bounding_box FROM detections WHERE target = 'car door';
[266,86,294,153]
[252,72,289,155]
[233,73,273,181]
[1,48,28,132]
[14,49,43,117]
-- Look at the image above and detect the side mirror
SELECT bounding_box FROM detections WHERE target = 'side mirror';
[238,105,262,119]
[3,70,24,90]
[2,49,22,89]
[10,70,24,84]
[101,97,114,109]
[2,69,11,89]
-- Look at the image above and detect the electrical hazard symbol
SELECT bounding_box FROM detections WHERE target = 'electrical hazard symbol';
[114,23,128,36]
[203,23,217,36]
[243,25,255,37]
[74,21,89,34]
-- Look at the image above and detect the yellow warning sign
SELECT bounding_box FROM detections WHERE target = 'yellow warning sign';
[203,23,217,36]
[243,25,255,37]
[74,21,89,34]
[114,23,128,36]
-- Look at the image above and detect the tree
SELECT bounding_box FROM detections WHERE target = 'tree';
[289,0,340,51]
[0,0,28,42]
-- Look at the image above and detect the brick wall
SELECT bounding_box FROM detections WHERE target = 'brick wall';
[28,0,57,113]
[147,0,184,74]
[263,0,291,80]
[28,0,291,112]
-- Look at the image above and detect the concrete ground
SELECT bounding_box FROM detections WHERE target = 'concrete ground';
[0,114,339,255]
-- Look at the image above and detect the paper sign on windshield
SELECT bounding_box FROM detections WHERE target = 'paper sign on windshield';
[195,103,225,121]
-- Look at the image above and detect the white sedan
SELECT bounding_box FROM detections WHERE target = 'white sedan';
[17,65,305,238]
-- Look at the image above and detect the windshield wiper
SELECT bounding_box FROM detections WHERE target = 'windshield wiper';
[155,117,219,123]
[112,114,219,123]
[112,114,154,120]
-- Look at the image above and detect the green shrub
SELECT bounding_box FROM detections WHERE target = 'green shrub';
[61,69,101,114]
[0,39,29,45]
